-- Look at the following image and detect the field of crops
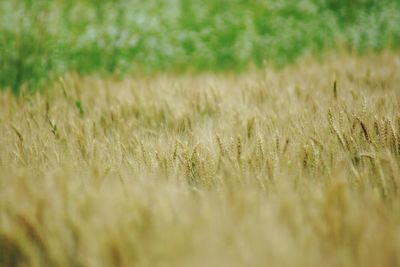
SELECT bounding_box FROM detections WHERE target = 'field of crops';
[1,52,400,267]
[1,1,400,267]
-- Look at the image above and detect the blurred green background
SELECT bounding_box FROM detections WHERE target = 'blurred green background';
[1,0,400,93]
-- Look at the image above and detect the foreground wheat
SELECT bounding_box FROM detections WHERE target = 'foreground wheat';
[1,52,400,267]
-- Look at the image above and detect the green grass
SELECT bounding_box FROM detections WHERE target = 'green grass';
[1,0,400,93]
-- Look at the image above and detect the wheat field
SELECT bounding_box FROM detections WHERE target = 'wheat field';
[1,52,400,267]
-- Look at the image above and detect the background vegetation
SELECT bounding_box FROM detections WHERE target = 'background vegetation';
[1,0,400,93]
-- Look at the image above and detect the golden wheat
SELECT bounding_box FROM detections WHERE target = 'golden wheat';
[1,52,400,267]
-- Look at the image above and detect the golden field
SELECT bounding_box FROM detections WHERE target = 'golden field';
[1,52,400,267]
